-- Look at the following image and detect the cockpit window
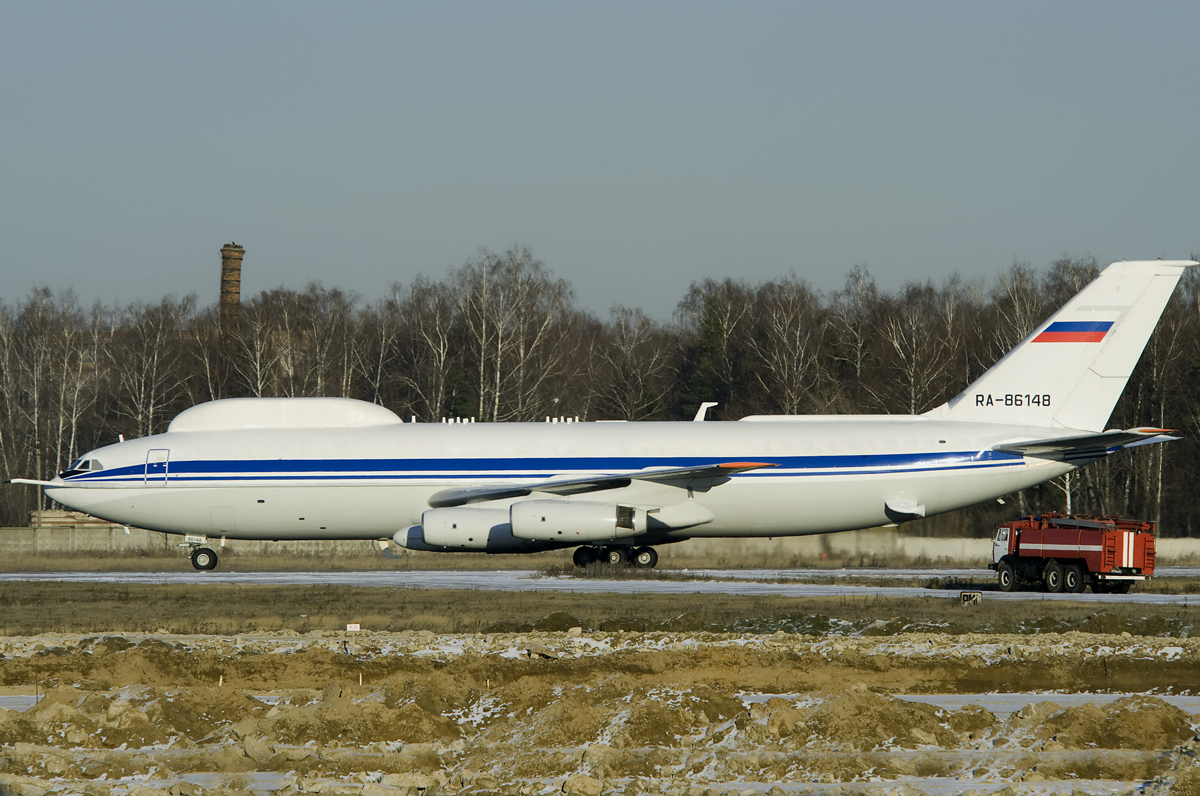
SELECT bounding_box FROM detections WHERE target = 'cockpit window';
[61,458,103,477]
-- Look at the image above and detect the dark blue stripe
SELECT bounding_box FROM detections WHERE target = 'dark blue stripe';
[1043,321,1113,333]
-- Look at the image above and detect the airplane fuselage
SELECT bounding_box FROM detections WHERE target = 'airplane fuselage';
[46,414,1074,547]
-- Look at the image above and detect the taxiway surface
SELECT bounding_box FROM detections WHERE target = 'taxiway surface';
[0,568,1195,604]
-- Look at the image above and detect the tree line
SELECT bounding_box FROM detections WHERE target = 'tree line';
[3,246,1199,536]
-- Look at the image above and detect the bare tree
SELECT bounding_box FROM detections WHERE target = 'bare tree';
[829,265,883,412]
[990,261,1049,355]
[267,285,357,398]
[675,278,754,418]
[105,296,197,437]
[453,246,580,421]
[392,277,460,420]
[745,276,829,414]
[877,281,960,414]
[228,297,282,398]
[593,306,677,420]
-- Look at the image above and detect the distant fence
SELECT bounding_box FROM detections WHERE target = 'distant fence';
[4,517,1200,564]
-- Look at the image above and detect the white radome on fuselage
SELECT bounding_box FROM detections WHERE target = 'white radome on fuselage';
[29,259,1197,563]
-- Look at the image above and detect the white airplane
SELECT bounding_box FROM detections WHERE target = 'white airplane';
[10,259,1194,571]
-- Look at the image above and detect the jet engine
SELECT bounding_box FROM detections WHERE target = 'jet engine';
[410,507,509,549]
[510,500,646,542]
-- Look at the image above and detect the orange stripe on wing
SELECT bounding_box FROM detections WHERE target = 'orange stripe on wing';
[718,461,777,470]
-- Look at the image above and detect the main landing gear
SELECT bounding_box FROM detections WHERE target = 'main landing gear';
[573,545,658,569]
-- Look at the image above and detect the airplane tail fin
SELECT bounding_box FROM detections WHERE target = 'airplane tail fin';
[928,260,1196,431]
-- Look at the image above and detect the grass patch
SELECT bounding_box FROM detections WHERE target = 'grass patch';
[0,582,1195,638]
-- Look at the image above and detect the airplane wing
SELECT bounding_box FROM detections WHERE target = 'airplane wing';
[427,461,776,508]
[993,428,1178,459]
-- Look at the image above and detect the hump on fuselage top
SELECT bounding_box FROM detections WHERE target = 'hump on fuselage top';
[166,397,404,432]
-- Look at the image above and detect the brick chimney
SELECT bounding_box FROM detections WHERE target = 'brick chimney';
[219,242,245,332]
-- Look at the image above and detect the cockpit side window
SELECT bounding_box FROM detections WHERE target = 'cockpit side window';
[60,458,103,478]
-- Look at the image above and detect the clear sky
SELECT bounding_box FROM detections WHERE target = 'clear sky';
[3,2,1197,319]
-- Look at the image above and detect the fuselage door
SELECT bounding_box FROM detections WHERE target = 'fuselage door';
[145,449,170,486]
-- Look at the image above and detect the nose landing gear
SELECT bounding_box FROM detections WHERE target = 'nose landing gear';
[573,545,658,569]
[182,535,219,570]
[190,546,218,571]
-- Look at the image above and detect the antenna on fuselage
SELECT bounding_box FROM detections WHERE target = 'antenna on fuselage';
[693,402,718,422]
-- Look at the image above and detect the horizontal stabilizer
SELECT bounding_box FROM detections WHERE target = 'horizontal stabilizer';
[993,428,1178,460]
[427,461,776,508]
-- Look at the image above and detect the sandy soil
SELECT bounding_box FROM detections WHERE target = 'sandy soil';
[1,630,1199,795]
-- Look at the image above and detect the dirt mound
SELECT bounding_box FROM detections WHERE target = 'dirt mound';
[2,629,1199,794]
[792,686,960,751]
[1012,695,1197,750]
[0,684,268,748]
[1173,761,1200,796]
[249,681,462,746]
[533,612,584,632]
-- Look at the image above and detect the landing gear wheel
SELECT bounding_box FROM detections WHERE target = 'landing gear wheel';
[997,561,1016,592]
[632,546,658,569]
[1044,560,1064,593]
[1064,564,1086,593]
[191,547,218,571]
[573,546,598,568]
[603,546,630,566]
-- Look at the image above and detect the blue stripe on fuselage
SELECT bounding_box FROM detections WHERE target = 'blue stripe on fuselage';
[62,450,1022,485]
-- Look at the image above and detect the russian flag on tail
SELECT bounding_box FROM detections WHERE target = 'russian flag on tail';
[1033,320,1114,343]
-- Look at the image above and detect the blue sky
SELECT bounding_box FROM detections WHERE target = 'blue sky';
[3,2,1197,319]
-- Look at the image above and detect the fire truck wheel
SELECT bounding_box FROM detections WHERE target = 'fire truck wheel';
[997,561,1017,592]
[1110,581,1132,594]
[1043,560,1065,593]
[1064,564,1086,593]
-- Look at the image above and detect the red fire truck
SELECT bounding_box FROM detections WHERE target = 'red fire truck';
[989,513,1156,594]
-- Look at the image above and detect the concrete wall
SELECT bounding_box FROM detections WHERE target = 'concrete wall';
[4,523,1200,564]
[0,525,380,557]
[666,531,993,564]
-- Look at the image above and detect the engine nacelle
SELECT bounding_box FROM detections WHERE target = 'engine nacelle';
[404,507,510,550]
[510,500,646,542]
